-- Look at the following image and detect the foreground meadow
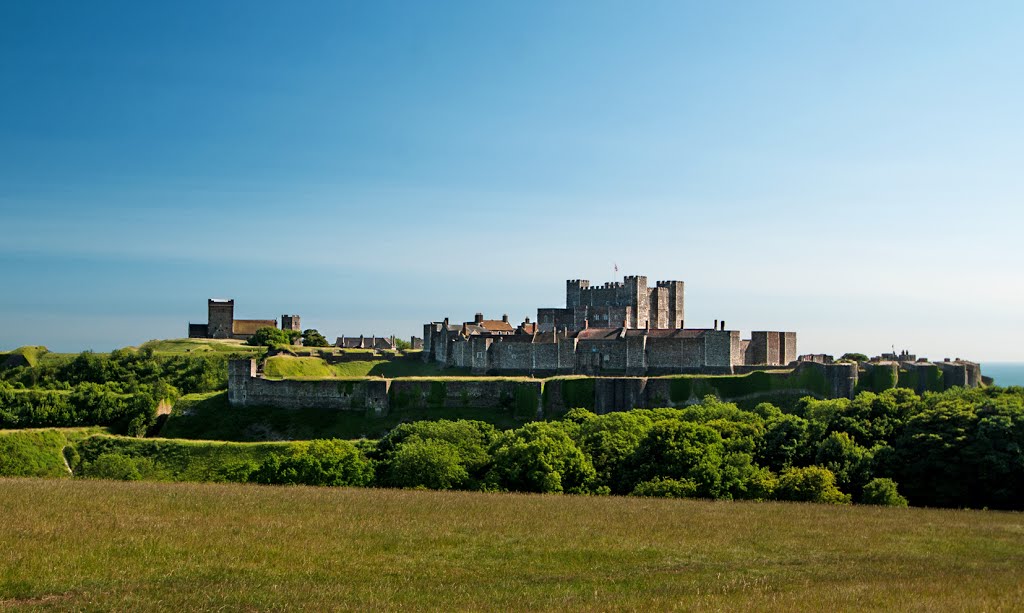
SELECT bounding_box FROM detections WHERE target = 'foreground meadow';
[1,479,1022,611]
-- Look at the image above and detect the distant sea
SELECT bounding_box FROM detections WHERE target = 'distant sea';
[980,363,1024,387]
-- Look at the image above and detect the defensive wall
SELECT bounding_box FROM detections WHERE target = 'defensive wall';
[227,359,864,417]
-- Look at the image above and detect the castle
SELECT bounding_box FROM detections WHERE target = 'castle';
[188,299,300,341]
[423,275,797,376]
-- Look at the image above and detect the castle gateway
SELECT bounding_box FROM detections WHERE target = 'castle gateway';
[423,276,796,376]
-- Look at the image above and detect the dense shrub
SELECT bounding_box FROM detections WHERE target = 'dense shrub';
[484,422,596,494]
[82,452,159,481]
[861,478,908,507]
[253,439,373,487]
[247,327,301,347]
[383,438,469,490]
[776,466,850,504]
[0,381,157,434]
[630,477,698,498]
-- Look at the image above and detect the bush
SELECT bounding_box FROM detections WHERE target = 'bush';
[83,453,158,481]
[301,329,330,347]
[484,422,596,494]
[383,437,469,490]
[247,327,300,347]
[776,466,851,504]
[860,478,908,507]
[252,439,373,487]
[630,477,697,498]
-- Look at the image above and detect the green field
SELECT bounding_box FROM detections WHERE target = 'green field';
[0,479,1021,610]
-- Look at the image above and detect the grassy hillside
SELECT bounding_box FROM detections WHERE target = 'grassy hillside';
[137,338,264,356]
[0,428,104,478]
[72,434,293,482]
[0,346,48,369]
[161,391,531,440]
[1,479,1021,610]
[262,354,467,379]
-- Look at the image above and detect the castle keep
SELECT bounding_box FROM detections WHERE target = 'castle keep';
[423,275,797,376]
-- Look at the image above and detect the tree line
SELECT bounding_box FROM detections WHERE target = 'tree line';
[75,385,1024,510]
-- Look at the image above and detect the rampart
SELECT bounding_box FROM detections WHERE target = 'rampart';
[227,360,860,417]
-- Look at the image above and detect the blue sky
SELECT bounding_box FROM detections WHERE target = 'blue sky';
[2,1,1022,360]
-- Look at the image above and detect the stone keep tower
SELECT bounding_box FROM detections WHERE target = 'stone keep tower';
[208,299,235,339]
[281,314,301,332]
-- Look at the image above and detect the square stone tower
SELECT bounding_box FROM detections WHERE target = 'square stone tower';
[208,299,235,339]
[281,314,301,331]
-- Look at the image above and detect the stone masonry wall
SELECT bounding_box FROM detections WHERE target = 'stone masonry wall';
[228,360,864,417]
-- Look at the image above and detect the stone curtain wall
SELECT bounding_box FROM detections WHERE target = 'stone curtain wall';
[227,360,389,413]
[227,360,861,416]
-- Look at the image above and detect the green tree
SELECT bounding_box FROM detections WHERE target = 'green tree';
[860,478,908,507]
[374,419,497,487]
[383,437,469,490]
[840,353,869,363]
[301,329,330,347]
[484,422,596,494]
[253,439,373,487]
[246,327,292,347]
[574,410,654,494]
[814,431,874,498]
[775,466,850,504]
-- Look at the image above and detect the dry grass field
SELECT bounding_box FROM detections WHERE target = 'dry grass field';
[1,479,1022,611]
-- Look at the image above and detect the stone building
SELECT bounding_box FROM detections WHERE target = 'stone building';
[423,276,797,376]
[538,276,684,331]
[188,299,296,341]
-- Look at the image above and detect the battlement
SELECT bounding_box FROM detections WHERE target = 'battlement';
[656,280,683,288]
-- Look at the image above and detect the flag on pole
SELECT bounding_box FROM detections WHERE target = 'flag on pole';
[613,262,619,273]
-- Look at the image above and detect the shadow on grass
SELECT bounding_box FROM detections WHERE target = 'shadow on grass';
[161,391,531,442]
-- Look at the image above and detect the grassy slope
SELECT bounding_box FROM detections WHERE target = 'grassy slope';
[73,434,292,482]
[137,338,264,356]
[0,346,48,369]
[1,480,1021,611]
[162,391,531,441]
[263,354,467,379]
[0,428,104,479]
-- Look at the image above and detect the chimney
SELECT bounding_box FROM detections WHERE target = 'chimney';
[645,319,650,330]
[584,319,589,330]
[525,316,531,324]
[461,322,468,336]
[721,320,726,331]
[714,319,718,330]
[443,317,449,326]
[475,313,484,324]
[502,314,509,323]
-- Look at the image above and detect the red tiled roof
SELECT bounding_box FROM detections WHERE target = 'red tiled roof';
[480,320,515,332]
[232,319,277,335]
[576,328,624,340]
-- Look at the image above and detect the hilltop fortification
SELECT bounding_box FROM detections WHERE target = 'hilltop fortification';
[423,275,796,376]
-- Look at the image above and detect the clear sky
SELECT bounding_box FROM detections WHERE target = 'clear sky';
[2,1,1022,360]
